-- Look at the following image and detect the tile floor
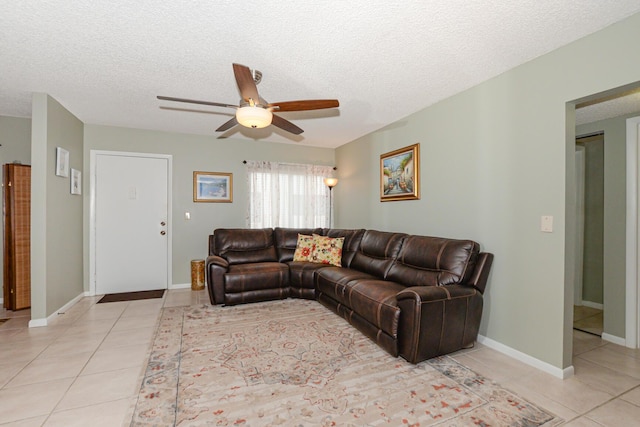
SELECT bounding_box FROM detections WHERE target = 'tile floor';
[574,305,604,337]
[0,289,639,426]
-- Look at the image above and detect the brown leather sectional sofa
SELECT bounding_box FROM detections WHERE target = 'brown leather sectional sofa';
[206,227,493,364]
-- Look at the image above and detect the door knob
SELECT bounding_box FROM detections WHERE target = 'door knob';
[160,221,166,226]
[160,230,166,235]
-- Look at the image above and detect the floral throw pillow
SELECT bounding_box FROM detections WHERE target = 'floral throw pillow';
[293,234,315,262]
[311,234,345,266]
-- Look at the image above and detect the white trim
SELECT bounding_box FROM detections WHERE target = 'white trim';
[581,300,603,310]
[89,150,173,296]
[626,116,640,348]
[170,283,191,290]
[29,292,84,328]
[477,335,574,379]
[602,332,626,346]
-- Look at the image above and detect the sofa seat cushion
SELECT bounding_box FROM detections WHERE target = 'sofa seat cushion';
[224,262,289,293]
[288,261,331,288]
[344,279,404,338]
[316,267,379,301]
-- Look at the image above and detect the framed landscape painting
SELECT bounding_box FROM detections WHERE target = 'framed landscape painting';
[380,143,420,202]
[193,171,233,203]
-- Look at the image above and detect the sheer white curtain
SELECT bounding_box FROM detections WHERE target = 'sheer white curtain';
[245,161,334,228]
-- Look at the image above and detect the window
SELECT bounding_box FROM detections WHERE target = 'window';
[246,161,334,228]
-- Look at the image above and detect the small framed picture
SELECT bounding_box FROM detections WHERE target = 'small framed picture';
[193,171,233,203]
[56,147,70,177]
[70,169,81,195]
[380,143,420,202]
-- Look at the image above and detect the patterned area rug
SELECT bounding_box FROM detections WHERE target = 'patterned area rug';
[130,300,562,426]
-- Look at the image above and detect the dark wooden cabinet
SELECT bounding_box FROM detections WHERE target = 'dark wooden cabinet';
[3,163,31,310]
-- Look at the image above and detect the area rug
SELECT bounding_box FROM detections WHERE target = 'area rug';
[97,289,165,304]
[130,299,562,426]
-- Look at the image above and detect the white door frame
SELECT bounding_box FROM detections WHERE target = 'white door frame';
[574,145,586,306]
[89,150,173,296]
[626,116,640,348]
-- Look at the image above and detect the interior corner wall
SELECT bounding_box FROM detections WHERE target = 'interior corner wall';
[335,12,640,370]
[31,94,84,321]
[0,116,31,297]
[82,125,335,288]
[576,112,640,340]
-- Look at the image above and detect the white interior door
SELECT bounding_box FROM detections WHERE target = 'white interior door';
[93,152,171,294]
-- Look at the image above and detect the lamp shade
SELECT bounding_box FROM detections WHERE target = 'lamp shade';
[236,106,273,129]
[324,177,338,188]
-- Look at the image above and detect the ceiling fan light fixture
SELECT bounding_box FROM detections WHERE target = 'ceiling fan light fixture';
[236,106,272,129]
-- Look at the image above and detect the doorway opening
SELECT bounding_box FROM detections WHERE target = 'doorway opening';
[573,133,604,337]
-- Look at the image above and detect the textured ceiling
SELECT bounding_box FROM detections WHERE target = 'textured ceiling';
[1,1,640,148]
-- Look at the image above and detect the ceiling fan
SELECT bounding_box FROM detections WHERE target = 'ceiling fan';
[157,63,339,135]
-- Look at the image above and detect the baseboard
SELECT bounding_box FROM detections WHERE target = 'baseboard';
[581,300,604,310]
[601,332,626,346]
[477,335,574,379]
[28,292,85,328]
[170,283,191,290]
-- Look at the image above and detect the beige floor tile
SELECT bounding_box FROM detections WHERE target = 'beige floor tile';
[503,380,580,422]
[451,346,537,384]
[120,300,164,318]
[573,330,606,356]
[0,378,74,424]
[44,398,132,427]
[620,385,640,405]
[585,398,640,426]
[0,342,49,364]
[505,371,613,414]
[99,326,155,350]
[55,367,141,411]
[0,360,29,388]
[561,416,607,426]
[111,314,160,332]
[572,357,640,396]
[6,351,93,388]
[0,416,49,426]
[578,345,640,378]
[37,335,104,359]
[81,343,150,375]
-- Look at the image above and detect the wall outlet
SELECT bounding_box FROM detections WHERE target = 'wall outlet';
[541,215,553,232]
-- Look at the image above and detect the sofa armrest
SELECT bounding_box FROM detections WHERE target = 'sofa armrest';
[396,284,483,363]
[206,255,229,305]
[467,252,494,294]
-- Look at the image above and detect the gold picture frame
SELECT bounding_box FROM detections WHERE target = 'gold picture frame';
[380,143,420,202]
[193,171,233,203]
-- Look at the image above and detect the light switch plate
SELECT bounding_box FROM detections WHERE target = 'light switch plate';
[185,212,191,220]
[541,215,553,233]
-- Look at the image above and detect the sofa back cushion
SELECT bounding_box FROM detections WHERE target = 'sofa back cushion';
[274,227,323,262]
[322,228,366,267]
[350,230,407,278]
[386,235,479,287]
[213,228,277,265]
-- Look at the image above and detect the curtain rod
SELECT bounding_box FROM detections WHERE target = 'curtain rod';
[243,160,336,170]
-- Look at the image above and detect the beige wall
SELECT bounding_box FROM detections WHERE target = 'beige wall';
[83,125,335,287]
[31,94,84,320]
[0,116,31,295]
[335,13,640,371]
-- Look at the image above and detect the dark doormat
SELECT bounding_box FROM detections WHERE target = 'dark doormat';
[97,289,165,304]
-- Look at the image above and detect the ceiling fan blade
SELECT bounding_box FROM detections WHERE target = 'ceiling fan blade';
[232,63,260,103]
[157,96,236,109]
[271,114,304,135]
[215,117,238,132]
[268,99,339,112]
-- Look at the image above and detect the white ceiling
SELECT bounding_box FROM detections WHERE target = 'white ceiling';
[2,1,640,148]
